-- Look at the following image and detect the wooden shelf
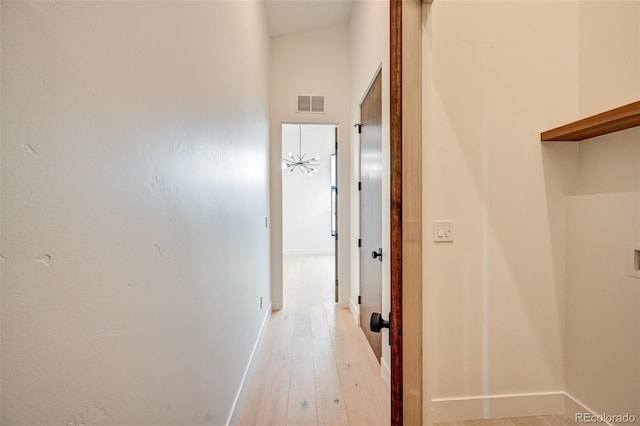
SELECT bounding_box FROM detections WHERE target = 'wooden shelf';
[541,100,640,142]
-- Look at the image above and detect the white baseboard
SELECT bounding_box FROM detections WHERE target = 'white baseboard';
[283,249,335,256]
[565,393,593,425]
[350,298,360,325]
[226,303,272,426]
[380,356,391,392]
[564,393,621,426]
[430,391,565,423]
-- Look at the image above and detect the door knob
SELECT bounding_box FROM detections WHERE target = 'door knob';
[370,312,390,333]
[371,248,382,261]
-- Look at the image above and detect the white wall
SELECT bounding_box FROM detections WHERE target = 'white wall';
[349,0,391,388]
[424,1,640,422]
[1,2,271,424]
[423,1,579,421]
[564,1,640,421]
[270,24,351,309]
[282,124,336,255]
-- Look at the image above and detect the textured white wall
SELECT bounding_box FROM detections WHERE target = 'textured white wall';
[349,0,391,388]
[1,2,270,424]
[282,124,336,255]
[270,24,351,309]
[423,1,579,421]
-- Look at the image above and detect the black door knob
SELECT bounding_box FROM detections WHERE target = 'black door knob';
[371,248,383,261]
[370,312,390,333]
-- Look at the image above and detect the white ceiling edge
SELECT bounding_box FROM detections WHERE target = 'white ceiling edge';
[263,0,355,38]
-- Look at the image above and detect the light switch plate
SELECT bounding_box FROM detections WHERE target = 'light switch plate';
[433,220,454,242]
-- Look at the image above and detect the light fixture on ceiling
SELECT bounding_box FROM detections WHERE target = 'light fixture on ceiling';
[282,125,319,176]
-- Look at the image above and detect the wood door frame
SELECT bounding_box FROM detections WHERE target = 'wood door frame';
[390,0,422,424]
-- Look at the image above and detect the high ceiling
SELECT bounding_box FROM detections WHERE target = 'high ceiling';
[263,0,355,37]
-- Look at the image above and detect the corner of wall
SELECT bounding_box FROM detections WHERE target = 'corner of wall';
[349,297,360,325]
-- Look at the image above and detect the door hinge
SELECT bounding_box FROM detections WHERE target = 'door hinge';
[358,295,361,304]
[358,238,362,247]
[335,141,338,150]
[335,279,339,287]
[358,181,362,191]
[335,233,338,240]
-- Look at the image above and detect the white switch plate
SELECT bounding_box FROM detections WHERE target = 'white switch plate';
[433,220,454,242]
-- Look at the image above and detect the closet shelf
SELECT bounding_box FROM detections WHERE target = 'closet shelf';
[541,100,640,142]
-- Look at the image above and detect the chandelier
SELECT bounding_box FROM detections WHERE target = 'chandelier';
[282,125,319,176]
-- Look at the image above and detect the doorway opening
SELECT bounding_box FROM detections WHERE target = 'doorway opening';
[281,123,339,303]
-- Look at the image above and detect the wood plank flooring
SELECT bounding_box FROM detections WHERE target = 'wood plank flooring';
[236,255,390,426]
[236,255,579,426]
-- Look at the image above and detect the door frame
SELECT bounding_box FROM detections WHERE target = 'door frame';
[279,122,341,302]
[390,0,423,425]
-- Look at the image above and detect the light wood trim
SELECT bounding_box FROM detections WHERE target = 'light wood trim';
[390,0,423,425]
[541,100,640,142]
[401,0,423,425]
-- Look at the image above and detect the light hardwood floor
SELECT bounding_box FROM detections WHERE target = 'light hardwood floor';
[236,256,579,426]
[236,255,390,426]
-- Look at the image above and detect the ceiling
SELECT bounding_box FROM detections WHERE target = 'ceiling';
[263,0,355,37]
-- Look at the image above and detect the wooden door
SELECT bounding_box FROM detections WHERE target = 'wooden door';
[359,71,383,360]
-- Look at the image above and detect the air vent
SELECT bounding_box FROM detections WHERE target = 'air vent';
[311,96,324,112]
[297,95,325,113]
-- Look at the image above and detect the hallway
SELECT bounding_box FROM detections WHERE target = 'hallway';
[237,255,390,426]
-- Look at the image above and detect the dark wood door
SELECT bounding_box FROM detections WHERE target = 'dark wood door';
[359,71,383,360]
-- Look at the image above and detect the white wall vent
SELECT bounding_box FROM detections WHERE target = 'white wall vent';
[297,95,325,113]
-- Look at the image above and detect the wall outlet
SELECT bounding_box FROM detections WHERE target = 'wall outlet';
[627,243,640,279]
